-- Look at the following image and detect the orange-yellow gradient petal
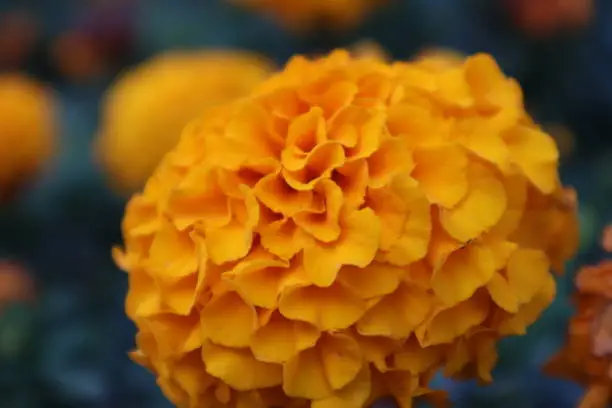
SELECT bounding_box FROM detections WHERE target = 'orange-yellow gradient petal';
[116,49,578,408]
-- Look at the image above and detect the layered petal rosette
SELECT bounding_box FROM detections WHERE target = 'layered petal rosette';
[116,50,578,408]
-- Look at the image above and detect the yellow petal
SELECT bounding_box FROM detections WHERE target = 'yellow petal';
[167,167,231,230]
[279,283,366,331]
[440,162,506,242]
[345,111,385,160]
[426,211,463,268]
[367,136,414,188]
[283,347,332,400]
[464,53,522,110]
[503,124,559,194]
[320,333,363,390]
[221,103,283,165]
[432,242,496,305]
[386,103,448,147]
[417,290,489,346]
[498,273,555,336]
[293,179,343,243]
[337,262,403,299]
[172,351,216,400]
[357,283,431,338]
[487,272,519,313]
[312,365,371,408]
[125,267,161,318]
[281,107,326,171]
[147,219,197,281]
[393,338,443,375]
[205,220,254,265]
[333,159,368,209]
[148,313,201,358]
[254,172,313,217]
[161,272,203,315]
[412,143,468,208]
[258,215,309,260]
[223,247,290,308]
[303,208,381,287]
[283,141,346,191]
[250,313,320,363]
[200,291,258,348]
[454,109,516,168]
[354,335,401,372]
[506,248,550,303]
[201,341,282,391]
[378,175,431,265]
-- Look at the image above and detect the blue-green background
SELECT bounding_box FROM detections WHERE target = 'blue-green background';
[0,0,611,407]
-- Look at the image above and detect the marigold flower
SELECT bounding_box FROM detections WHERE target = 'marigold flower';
[0,74,54,201]
[94,50,275,194]
[546,227,612,408]
[229,0,386,31]
[116,50,578,408]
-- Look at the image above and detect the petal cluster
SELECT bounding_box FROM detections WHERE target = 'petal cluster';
[95,50,275,194]
[546,228,612,408]
[229,0,385,31]
[116,50,578,408]
[0,74,55,201]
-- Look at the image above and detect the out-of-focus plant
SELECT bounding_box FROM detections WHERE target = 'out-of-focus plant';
[115,49,578,408]
[0,74,55,201]
[546,226,612,408]
[94,50,276,194]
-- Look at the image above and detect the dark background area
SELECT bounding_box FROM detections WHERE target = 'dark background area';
[0,0,610,407]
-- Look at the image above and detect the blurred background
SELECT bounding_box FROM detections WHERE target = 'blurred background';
[0,0,610,407]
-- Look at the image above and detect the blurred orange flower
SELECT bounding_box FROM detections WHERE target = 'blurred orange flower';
[0,11,39,69]
[116,49,577,408]
[230,0,386,31]
[546,227,612,408]
[0,74,55,201]
[0,261,35,310]
[506,0,594,38]
[94,50,275,194]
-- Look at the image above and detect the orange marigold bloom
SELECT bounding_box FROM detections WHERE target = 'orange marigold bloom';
[229,0,386,31]
[115,50,578,408]
[546,228,612,408]
[94,50,275,194]
[0,74,55,201]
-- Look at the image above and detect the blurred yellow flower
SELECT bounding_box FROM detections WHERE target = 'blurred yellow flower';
[229,0,386,31]
[116,49,578,408]
[545,228,612,408]
[94,50,275,194]
[0,74,54,200]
